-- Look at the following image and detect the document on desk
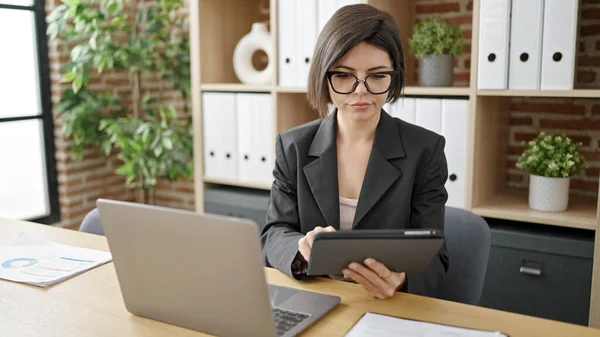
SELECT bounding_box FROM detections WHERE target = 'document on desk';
[345,313,508,337]
[0,233,112,287]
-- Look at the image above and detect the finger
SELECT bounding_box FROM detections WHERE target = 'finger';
[343,267,386,299]
[324,226,336,232]
[298,237,311,261]
[305,231,316,248]
[348,262,393,297]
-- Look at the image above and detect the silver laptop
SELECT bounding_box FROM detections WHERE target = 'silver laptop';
[96,199,340,337]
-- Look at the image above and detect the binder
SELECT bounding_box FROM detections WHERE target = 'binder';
[218,93,239,181]
[236,93,255,182]
[415,98,442,134]
[278,0,296,87]
[441,99,469,209]
[477,0,511,89]
[392,97,416,124]
[202,92,220,180]
[508,0,544,90]
[540,0,578,90]
[318,0,338,35]
[295,0,318,87]
[252,94,274,186]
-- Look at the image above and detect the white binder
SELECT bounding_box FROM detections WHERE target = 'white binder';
[202,92,220,180]
[318,0,337,35]
[540,0,578,90]
[441,99,469,209]
[508,0,544,90]
[278,0,296,87]
[236,93,255,182]
[392,97,416,124]
[477,0,511,90]
[252,94,275,186]
[218,93,239,181]
[295,0,318,87]
[415,98,442,134]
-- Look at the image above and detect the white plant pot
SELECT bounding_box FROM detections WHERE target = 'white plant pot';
[528,174,570,212]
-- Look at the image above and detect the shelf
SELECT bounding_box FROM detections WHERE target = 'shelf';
[204,177,272,191]
[200,83,273,93]
[277,86,308,93]
[477,89,600,98]
[403,86,471,97]
[472,188,598,231]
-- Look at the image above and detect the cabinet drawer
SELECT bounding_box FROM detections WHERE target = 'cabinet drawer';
[480,245,592,325]
[205,202,268,231]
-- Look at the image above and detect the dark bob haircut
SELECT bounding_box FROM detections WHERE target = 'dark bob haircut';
[306,4,405,118]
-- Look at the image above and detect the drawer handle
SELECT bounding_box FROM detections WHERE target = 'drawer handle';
[519,266,542,276]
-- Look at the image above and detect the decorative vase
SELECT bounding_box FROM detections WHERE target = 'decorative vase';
[233,22,273,85]
[528,174,570,212]
[418,54,453,86]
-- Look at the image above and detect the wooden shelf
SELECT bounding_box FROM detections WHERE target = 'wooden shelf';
[472,188,598,231]
[204,177,272,190]
[477,89,600,98]
[201,83,273,93]
[277,86,308,93]
[403,86,471,97]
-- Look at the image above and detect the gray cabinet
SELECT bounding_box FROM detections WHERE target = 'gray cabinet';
[204,186,271,231]
[479,219,594,326]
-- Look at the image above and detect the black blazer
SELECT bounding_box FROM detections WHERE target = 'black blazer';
[261,109,450,298]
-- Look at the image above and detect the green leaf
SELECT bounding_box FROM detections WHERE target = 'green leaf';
[62,71,76,82]
[73,75,83,93]
[162,137,173,150]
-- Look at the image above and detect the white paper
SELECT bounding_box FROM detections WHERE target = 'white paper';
[0,233,112,287]
[345,313,507,337]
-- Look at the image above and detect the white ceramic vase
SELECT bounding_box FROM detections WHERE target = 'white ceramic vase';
[233,22,273,85]
[528,174,570,212]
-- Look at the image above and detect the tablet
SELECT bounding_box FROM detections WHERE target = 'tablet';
[306,229,444,277]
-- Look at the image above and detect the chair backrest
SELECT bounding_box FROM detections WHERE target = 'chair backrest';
[79,208,105,236]
[437,206,491,305]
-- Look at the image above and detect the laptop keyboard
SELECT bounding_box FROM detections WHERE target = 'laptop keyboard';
[272,307,310,336]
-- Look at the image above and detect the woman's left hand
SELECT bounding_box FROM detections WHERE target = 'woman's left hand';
[342,258,406,299]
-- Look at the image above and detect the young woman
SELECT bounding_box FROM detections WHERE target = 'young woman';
[261,4,449,300]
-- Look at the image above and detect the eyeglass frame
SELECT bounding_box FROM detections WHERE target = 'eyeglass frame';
[325,70,399,95]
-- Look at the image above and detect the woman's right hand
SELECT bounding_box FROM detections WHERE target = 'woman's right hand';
[298,226,336,261]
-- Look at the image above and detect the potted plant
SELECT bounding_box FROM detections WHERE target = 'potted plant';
[47,0,193,204]
[409,18,464,87]
[516,132,588,212]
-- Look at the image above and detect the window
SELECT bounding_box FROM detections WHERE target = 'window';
[0,0,59,223]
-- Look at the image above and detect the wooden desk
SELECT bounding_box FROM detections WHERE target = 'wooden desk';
[1,218,599,337]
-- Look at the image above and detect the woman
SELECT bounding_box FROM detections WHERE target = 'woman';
[261,4,449,300]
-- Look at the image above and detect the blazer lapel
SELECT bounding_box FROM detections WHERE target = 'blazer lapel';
[303,112,340,230]
[353,111,406,228]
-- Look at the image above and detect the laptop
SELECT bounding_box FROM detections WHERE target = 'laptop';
[96,198,340,337]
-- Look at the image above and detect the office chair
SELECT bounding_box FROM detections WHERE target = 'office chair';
[79,208,105,236]
[437,206,491,305]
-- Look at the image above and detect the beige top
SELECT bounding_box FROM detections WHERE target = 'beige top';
[339,196,358,230]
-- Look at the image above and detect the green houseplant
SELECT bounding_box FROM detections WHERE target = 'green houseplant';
[409,18,464,87]
[516,132,588,212]
[47,0,193,203]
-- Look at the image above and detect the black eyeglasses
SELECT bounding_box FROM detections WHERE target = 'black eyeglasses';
[326,70,397,95]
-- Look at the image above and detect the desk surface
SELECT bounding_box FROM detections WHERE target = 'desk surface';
[1,217,599,337]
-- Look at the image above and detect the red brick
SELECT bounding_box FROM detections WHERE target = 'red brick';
[463,29,472,39]
[86,171,117,183]
[584,0,600,4]
[510,102,586,115]
[507,159,518,169]
[586,167,600,178]
[465,59,471,69]
[508,146,524,155]
[453,72,470,83]
[580,43,586,53]
[154,195,186,204]
[582,8,600,20]
[570,180,599,192]
[510,117,533,126]
[175,185,195,194]
[513,132,591,147]
[578,56,600,67]
[597,41,600,51]
[467,1,473,11]
[539,119,600,130]
[592,105,600,117]
[581,151,600,162]
[507,173,523,183]
[577,71,597,83]
[580,24,600,37]
[416,3,460,14]
[446,15,472,26]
